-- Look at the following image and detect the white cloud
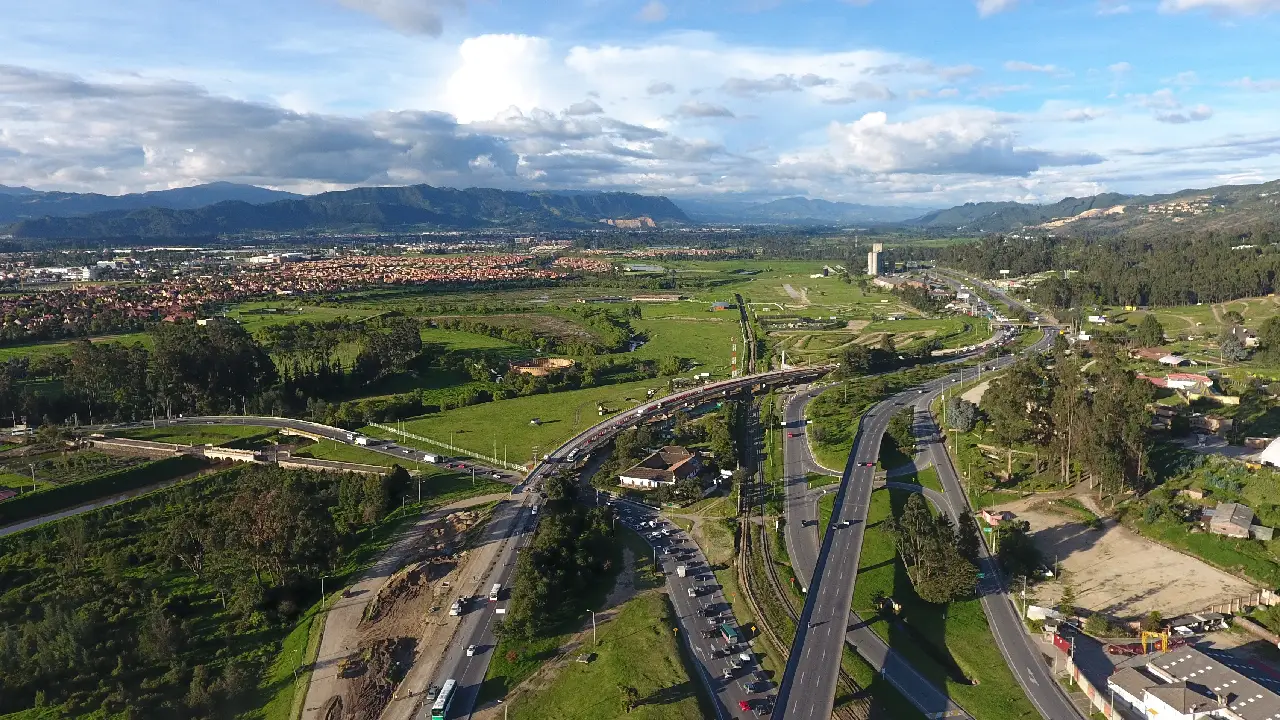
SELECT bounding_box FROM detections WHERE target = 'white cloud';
[1155,105,1214,123]
[786,109,1101,177]
[1159,0,1280,13]
[1165,71,1199,86]
[822,81,897,104]
[971,84,1030,99]
[1229,76,1280,91]
[721,74,805,96]
[646,81,676,95]
[976,0,1019,16]
[636,0,669,22]
[673,101,735,118]
[1063,107,1106,122]
[565,99,604,115]
[1109,62,1133,74]
[334,0,465,36]
[1004,60,1061,74]
[441,34,552,123]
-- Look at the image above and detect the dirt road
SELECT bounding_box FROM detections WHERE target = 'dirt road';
[300,493,510,720]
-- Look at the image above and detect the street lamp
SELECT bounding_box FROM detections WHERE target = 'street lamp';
[587,609,598,645]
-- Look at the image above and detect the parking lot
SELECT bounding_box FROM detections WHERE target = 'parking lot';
[611,499,776,717]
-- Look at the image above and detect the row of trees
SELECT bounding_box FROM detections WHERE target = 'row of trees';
[943,230,1280,307]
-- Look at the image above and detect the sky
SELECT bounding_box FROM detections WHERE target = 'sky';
[2,0,1280,207]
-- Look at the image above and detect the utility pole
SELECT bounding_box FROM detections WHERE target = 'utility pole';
[588,609,598,645]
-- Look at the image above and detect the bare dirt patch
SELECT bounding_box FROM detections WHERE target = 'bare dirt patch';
[994,495,1255,619]
[961,380,991,405]
[845,319,870,332]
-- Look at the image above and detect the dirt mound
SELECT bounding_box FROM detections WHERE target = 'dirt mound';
[362,559,456,627]
[340,637,416,720]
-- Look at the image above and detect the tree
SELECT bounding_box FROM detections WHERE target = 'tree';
[620,684,640,713]
[1057,574,1077,618]
[1220,335,1248,362]
[1141,611,1163,632]
[955,510,980,561]
[945,398,978,433]
[1259,316,1280,362]
[657,356,684,376]
[1135,315,1165,347]
[884,493,978,604]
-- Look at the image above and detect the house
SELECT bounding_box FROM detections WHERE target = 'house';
[1133,347,1171,362]
[1087,314,1108,324]
[1167,373,1214,392]
[0,489,17,502]
[1166,613,1229,636]
[1228,325,1260,348]
[710,301,732,311]
[618,446,703,489]
[1209,502,1254,538]
[1159,355,1190,367]
[1108,646,1280,720]
[1258,436,1280,468]
[981,509,1013,526]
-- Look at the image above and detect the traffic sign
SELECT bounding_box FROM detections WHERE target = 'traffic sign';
[982,527,993,533]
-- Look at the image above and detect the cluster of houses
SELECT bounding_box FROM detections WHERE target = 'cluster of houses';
[0,254,585,344]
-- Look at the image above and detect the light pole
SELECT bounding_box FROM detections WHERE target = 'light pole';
[588,609,598,645]
[321,575,328,606]
[29,463,37,492]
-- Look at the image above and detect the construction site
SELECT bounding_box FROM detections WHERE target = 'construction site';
[312,504,497,720]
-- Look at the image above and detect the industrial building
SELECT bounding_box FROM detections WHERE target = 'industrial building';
[1108,646,1280,720]
[618,446,702,488]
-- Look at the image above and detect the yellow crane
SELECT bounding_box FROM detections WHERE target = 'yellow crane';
[1142,630,1171,654]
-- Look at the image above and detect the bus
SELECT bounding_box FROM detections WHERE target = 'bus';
[430,678,456,720]
[720,623,741,644]
[489,583,502,602]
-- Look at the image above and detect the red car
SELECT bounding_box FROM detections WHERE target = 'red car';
[786,432,795,438]
[739,701,752,713]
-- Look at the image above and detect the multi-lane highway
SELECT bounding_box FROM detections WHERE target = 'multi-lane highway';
[776,274,1082,720]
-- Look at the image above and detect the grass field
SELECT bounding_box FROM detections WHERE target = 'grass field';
[386,379,669,465]
[289,439,409,468]
[226,302,382,331]
[851,489,1038,720]
[419,326,528,356]
[0,332,152,362]
[113,424,277,447]
[505,593,708,720]
[630,311,742,371]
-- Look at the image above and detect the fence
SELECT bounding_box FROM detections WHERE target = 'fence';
[367,423,526,474]
[1063,645,1122,719]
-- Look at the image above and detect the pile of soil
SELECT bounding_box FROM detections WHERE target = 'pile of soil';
[340,637,417,720]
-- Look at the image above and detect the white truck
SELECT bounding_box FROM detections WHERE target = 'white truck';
[489,583,502,602]
[449,599,462,616]
[676,565,687,578]
[354,436,377,446]
[423,452,441,463]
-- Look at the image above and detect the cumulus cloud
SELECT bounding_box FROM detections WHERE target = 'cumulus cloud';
[720,73,836,97]
[1004,60,1060,74]
[976,0,1019,16]
[1229,76,1280,91]
[673,101,735,118]
[565,99,604,115]
[821,81,897,104]
[1156,105,1215,123]
[1063,107,1105,122]
[1159,0,1280,13]
[795,110,1101,177]
[334,0,465,36]
[646,81,676,95]
[636,0,668,22]
[863,62,980,81]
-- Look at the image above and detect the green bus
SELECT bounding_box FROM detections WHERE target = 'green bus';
[431,678,456,719]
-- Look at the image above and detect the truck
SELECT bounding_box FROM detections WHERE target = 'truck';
[676,565,688,578]
[354,436,376,446]
[489,583,502,602]
[423,452,441,463]
[449,599,462,616]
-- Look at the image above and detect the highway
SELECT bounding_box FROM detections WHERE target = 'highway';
[388,365,829,719]
[776,275,1083,720]
[780,388,970,720]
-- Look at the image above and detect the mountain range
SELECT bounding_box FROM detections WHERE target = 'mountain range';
[677,196,932,224]
[0,182,299,225]
[4,178,1280,240]
[6,184,689,239]
[910,180,1280,235]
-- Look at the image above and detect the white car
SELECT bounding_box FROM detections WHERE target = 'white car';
[466,644,477,656]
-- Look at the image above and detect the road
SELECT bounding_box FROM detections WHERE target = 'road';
[297,492,512,720]
[776,271,1080,720]
[414,495,536,720]
[388,365,831,719]
[616,500,770,719]
[780,388,970,720]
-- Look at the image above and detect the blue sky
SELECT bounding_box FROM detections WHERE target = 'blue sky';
[2,0,1279,206]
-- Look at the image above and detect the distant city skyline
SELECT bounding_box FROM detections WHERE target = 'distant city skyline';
[2,0,1279,205]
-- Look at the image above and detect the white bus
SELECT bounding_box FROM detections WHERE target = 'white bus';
[489,583,502,602]
[430,678,456,720]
